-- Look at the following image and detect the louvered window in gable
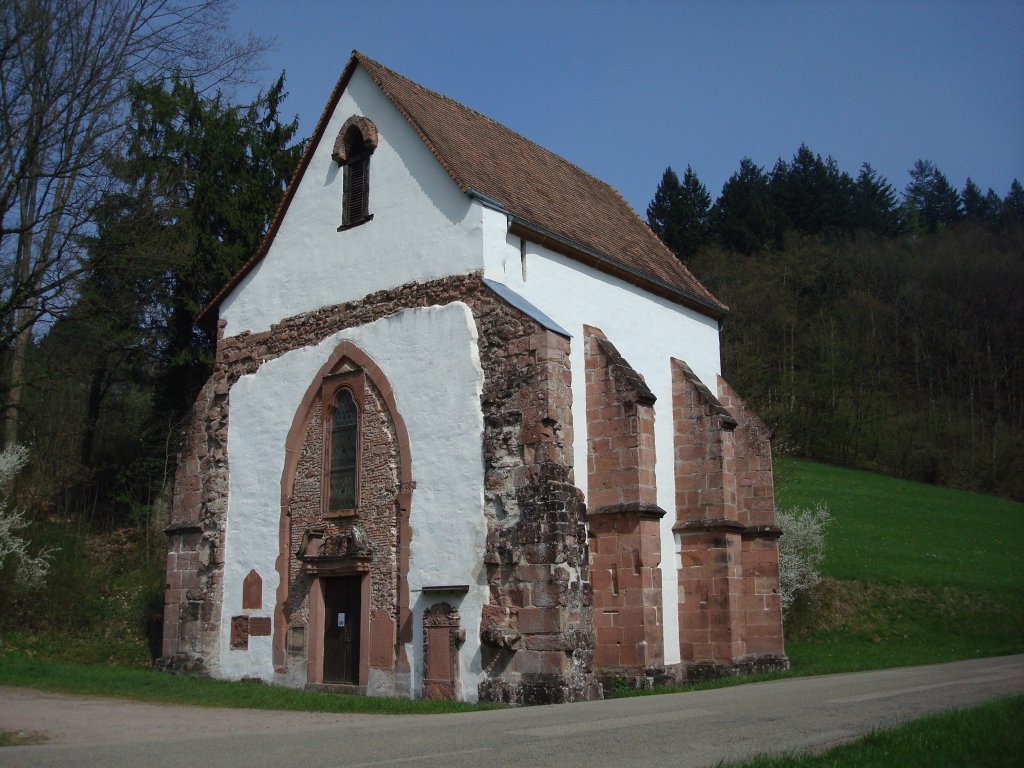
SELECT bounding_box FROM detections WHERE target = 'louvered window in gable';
[333,115,378,230]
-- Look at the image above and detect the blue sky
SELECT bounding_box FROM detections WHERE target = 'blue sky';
[229,0,1023,215]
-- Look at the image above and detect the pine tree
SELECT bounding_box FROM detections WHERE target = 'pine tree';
[961,178,989,223]
[853,163,901,236]
[984,189,1004,221]
[647,165,711,261]
[711,158,778,254]
[904,160,962,232]
[647,166,684,245]
[769,145,855,238]
[95,75,302,415]
[1002,179,1024,225]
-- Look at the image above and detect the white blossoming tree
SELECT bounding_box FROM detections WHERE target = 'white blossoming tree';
[776,501,832,613]
[0,445,52,589]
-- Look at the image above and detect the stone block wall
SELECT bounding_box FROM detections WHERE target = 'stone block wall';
[672,358,744,665]
[474,290,599,704]
[583,327,658,510]
[159,370,230,673]
[583,327,664,680]
[718,378,785,658]
[670,360,787,675]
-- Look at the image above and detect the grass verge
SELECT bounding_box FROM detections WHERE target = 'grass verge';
[0,653,493,715]
[777,458,1023,675]
[719,695,1024,767]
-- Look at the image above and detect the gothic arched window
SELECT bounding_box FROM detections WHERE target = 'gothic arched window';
[329,388,358,511]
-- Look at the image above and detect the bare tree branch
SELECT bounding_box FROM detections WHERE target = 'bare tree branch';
[0,0,269,446]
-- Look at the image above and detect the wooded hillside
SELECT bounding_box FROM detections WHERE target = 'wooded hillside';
[650,152,1023,498]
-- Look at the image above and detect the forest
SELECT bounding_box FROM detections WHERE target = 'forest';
[0,3,1020,655]
[648,154,1023,500]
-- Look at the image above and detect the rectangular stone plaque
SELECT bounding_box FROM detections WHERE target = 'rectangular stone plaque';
[249,616,272,636]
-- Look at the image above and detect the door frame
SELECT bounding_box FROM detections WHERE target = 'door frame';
[307,572,371,686]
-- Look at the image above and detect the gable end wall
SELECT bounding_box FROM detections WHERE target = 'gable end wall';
[163,272,600,703]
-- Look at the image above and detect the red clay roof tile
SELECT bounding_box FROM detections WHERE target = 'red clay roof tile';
[200,52,725,324]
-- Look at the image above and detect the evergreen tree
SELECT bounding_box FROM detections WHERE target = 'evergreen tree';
[647,166,683,247]
[984,189,1004,222]
[853,163,901,236]
[646,165,711,261]
[1002,179,1024,225]
[904,160,962,232]
[711,158,779,254]
[770,144,854,237]
[96,75,302,415]
[961,178,990,223]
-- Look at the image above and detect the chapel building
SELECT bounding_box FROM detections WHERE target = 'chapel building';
[160,52,787,704]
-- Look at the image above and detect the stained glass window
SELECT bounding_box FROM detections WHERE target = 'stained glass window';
[329,389,358,510]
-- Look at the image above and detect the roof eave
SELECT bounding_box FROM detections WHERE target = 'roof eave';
[506,216,728,322]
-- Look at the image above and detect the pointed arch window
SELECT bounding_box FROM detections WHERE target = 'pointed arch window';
[321,371,365,517]
[330,389,358,510]
[333,116,378,231]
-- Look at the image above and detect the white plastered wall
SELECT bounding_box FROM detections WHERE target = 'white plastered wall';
[480,207,722,666]
[220,303,489,701]
[218,66,485,337]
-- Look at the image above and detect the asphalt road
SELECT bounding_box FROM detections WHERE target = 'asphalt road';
[1,655,1022,768]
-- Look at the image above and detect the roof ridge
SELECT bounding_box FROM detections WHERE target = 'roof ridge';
[354,51,639,213]
[354,53,697,284]
[200,51,726,325]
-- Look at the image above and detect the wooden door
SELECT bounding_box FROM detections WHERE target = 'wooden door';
[323,577,361,684]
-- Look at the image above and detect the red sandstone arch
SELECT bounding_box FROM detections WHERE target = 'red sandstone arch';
[273,339,414,680]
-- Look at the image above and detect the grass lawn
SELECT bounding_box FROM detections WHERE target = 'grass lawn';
[776,458,1023,591]
[777,458,1024,674]
[719,695,1024,768]
[0,652,491,715]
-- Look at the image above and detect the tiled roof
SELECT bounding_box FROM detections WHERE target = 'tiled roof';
[201,52,725,323]
[355,53,724,316]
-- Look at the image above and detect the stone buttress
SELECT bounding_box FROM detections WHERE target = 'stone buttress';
[671,359,787,678]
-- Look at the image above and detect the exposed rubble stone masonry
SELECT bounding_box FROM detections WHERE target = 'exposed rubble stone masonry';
[475,292,600,705]
[671,359,787,679]
[281,357,406,693]
[583,327,665,688]
[162,272,599,703]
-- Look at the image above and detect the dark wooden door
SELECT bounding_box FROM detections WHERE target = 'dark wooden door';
[323,577,361,684]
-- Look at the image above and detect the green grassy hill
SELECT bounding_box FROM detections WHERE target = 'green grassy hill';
[776,458,1024,674]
